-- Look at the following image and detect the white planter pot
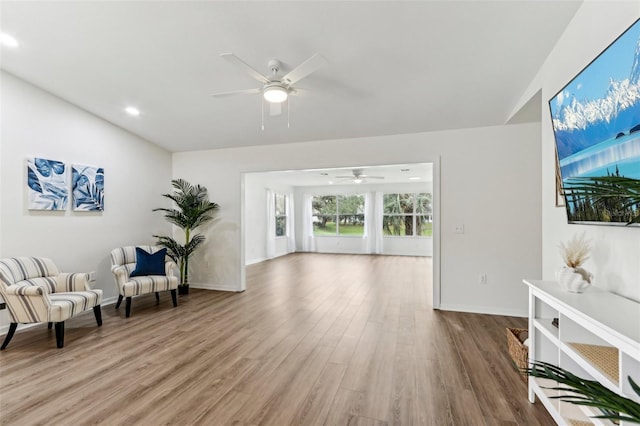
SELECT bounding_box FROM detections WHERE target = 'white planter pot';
[555,266,593,293]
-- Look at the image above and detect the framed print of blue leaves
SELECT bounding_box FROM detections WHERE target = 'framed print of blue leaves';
[27,157,68,210]
[72,164,104,211]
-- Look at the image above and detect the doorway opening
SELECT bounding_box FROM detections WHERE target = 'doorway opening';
[240,161,440,309]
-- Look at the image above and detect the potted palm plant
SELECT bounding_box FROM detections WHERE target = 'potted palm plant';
[153,179,219,294]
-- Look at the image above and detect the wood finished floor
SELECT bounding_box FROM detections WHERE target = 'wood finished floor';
[0,253,553,425]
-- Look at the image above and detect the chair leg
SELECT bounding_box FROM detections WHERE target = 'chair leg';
[125,297,132,318]
[171,289,177,307]
[93,305,103,326]
[55,322,65,348]
[1,323,18,350]
[115,295,123,309]
[155,292,160,304]
[48,322,53,329]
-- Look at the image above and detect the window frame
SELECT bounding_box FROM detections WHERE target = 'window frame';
[312,194,365,237]
[274,193,287,238]
[382,192,432,237]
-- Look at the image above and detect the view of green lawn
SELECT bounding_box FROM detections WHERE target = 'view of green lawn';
[314,222,364,236]
[314,222,432,236]
[421,222,433,237]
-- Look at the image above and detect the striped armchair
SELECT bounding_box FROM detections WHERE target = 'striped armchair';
[0,257,103,349]
[109,245,178,318]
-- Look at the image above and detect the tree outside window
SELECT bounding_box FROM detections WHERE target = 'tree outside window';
[312,195,364,236]
[383,193,432,236]
[275,193,286,237]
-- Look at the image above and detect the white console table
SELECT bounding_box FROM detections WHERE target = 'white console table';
[524,279,640,426]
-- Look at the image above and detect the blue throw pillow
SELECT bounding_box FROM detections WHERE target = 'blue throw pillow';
[130,247,167,277]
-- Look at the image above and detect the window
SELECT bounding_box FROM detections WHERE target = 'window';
[275,193,286,237]
[312,195,365,236]
[383,193,432,236]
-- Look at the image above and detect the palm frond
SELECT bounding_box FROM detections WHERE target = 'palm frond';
[190,201,220,229]
[172,178,195,195]
[567,176,640,200]
[564,176,640,225]
[162,211,191,229]
[152,235,184,262]
[526,361,640,423]
[185,234,206,255]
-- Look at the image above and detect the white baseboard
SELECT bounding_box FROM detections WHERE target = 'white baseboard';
[0,321,39,336]
[245,257,268,266]
[438,303,527,318]
[101,295,119,306]
[189,283,240,292]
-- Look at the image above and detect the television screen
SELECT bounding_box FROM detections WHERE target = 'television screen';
[549,18,640,227]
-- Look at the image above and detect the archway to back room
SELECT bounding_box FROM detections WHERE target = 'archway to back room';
[240,162,440,309]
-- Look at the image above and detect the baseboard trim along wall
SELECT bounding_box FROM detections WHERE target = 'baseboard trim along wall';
[190,282,241,292]
[438,303,527,318]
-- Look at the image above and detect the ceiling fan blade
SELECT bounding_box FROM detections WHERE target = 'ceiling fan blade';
[282,53,327,85]
[288,87,307,96]
[220,53,271,84]
[361,176,384,179]
[210,88,261,97]
[335,176,355,179]
[269,102,282,116]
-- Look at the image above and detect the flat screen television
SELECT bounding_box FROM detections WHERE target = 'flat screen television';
[549,18,640,227]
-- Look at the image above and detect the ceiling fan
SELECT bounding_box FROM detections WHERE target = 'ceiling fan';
[336,169,385,184]
[211,53,327,123]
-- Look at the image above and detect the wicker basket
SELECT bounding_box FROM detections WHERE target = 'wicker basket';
[506,327,529,381]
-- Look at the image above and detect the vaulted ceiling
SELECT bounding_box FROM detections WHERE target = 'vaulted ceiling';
[1,1,581,152]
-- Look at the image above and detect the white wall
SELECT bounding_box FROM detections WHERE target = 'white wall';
[244,173,293,265]
[0,72,173,330]
[514,2,640,302]
[294,181,433,256]
[173,122,541,316]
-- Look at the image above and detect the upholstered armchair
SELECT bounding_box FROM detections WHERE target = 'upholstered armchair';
[109,245,178,318]
[0,257,103,349]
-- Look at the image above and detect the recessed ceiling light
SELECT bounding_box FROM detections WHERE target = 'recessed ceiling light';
[320,173,329,176]
[0,33,19,48]
[125,106,140,116]
[409,176,421,180]
[401,168,410,172]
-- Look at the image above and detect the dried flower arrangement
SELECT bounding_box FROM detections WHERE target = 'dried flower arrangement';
[559,233,591,268]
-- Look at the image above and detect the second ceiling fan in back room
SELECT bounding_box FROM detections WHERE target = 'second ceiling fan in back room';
[335,169,385,184]
[211,53,327,129]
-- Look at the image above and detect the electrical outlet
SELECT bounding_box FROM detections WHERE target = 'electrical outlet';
[454,224,465,234]
[88,271,96,282]
[480,274,488,285]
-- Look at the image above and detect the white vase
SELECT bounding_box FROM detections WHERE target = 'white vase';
[555,266,592,293]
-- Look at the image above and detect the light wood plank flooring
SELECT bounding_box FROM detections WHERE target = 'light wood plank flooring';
[0,253,553,425]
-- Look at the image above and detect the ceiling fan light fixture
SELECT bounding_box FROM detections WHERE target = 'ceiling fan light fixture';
[263,85,288,103]
[353,178,363,184]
